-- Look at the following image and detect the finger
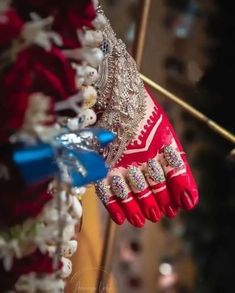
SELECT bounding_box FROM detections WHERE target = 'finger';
[95,180,125,225]
[110,174,145,228]
[127,166,161,222]
[162,145,199,211]
[146,159,178,218]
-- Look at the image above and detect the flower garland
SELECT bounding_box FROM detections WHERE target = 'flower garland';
[0,0,109,291]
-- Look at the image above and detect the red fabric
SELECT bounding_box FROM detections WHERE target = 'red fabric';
[52,2,96,48]
[0,46,77,99]
[0,250,60,291]
[0,180,53,226]
[0,46,76,141]
[0,9,23,48]
[13,0,97,48]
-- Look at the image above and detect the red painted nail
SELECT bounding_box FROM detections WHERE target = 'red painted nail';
[131,213,145,227]
[181,191,194,210]
[165,206,177,218]
[149,207,161,222]
[113,212,125,225]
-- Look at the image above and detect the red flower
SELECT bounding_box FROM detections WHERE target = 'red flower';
[1,46,76,98]
[0,92,29,141]
[0,9,23,49]
[0,250,61,291]
[13,0,97,48]
[0,46,77,141]
[0,179,53,226]
[13,0,96,24]
[29,46,77,98]
[53,1,96,48]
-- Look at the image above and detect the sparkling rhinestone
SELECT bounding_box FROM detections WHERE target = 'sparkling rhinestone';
[100,39,110,56]
[128,166,146,191]
[95,181,110,204]
[111,176,129,199]
[147,159,165,183]
[164,146,183,168]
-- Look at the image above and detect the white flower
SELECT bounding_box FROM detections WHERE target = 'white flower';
[22,14,63,51]
[15,273,65,292]
[71,186,87,196]
[44,244,56,257]
[37,276,65,292]
[70,196,83,220]
[92,0,99,8]
[77,108,97,128]
[60,257,72,278]
[67,117,79,131]
[15,273,36,293]
[42,207,59,224]
[62,218,77,242]
[0,238,21,271]
[61,240,78,257]
[33,124,61,142]
[74,64,99,86]
[64,47,104,68]
[0,0,11,13]
[92,13,107,30]
[24,93,54,127]
[55,92,83,114]
[82,85,97,108]
[11,92,60,143]
[78,29,103,47]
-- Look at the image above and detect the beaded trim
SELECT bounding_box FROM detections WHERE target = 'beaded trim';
[95,7,146,167]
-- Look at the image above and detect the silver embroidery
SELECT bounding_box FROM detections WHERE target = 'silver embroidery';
[94,7,146,167]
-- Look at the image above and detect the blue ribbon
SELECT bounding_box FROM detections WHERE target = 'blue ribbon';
[13,143,58,185]
[60,148,108,187]
[0,129,115,190]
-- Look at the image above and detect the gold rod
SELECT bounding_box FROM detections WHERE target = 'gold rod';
[134,0,152,68]
[96,217,117,293]
[140,73,235,144]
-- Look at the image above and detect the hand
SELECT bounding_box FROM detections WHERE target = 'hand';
[96,89,199,227]
[93,7,199,227]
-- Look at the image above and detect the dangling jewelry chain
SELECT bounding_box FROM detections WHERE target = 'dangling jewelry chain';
[95,6,146,167]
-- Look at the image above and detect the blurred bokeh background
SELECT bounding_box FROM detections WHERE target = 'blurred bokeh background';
[66,1,235,292]
[99,1,235,292]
